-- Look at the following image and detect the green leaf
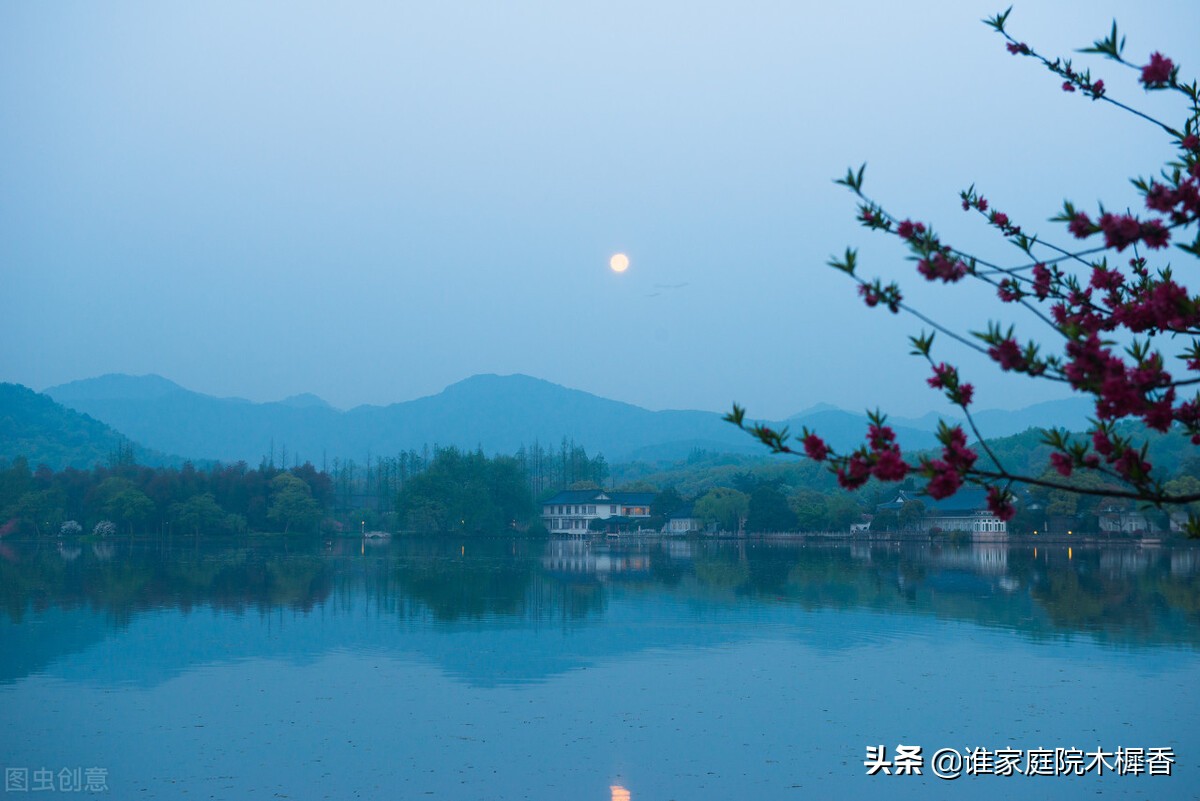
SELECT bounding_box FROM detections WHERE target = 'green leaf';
[983,6,1012,32]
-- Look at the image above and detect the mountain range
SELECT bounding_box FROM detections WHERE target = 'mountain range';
[0,383,184,470]
[18,372,1095,468]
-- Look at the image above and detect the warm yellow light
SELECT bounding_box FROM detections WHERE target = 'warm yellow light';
[610,786,631,801]
[610,253,630,273]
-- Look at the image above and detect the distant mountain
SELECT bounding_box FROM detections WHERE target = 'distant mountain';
[789,396,1094,445]
[277,393,333,410]
[968,396,1093,437]
[44,373,766,465]
[0,383,183,470]
[41,372,1099,467]
[45,372,199,402]
[784,408,943,452]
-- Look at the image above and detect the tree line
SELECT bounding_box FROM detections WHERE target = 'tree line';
[0,455,335,537]
[0,438,612,537]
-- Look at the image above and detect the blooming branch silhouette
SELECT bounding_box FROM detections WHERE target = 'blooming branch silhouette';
[727,9,1200,534]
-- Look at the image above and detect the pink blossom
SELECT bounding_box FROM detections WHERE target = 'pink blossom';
[1140,219,1170,249]
[836,454,872,490]
[1176,180,1199,215]
[988,339,1024,371]
[1032,263,1052,299]
[927,363,956,389]
[917,253,967,283]
[986,487,1016,521]
[925,462,963,499]
[1068,212,1092,238]
[1098,212,1142,251]
[1141,52,1174,87]
[941,427,977,470]
[1050,453,1073,476]
[858,283,879,308]
[802,434,830,461]
[1143,394,1175,432]
[997,279,1021,303]
[868,424,896,449]
[1114,449,1151,481]
[1145,182,1177,212]
[872,448,909,481]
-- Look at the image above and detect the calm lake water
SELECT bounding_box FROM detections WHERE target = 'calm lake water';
[1,535,1198,800]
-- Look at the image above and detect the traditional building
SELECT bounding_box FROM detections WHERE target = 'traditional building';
[541,489,655,535]
[1096,504,1162,534]
[665,502,703,534]
[876,488,1008,534]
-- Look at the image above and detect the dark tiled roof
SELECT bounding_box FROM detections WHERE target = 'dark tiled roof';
[667,502,696,519]
[877,488,993,515]
[542,490,655,506]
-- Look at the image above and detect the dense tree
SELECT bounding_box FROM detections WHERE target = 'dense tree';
[746,484,796,532]
[170,493,245,536]
[694,488,749,533]
[268,474,321,534]
[651,487,683,520]
[897,499,926,532]
[96,477,154,534]
[396,448,534,533]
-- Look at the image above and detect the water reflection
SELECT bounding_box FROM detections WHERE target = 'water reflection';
[1,535,1198,686]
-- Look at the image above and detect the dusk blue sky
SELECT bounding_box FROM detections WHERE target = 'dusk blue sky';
[3,1,1197,419]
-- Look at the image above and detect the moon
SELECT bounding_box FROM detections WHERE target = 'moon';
[609,253,630,273]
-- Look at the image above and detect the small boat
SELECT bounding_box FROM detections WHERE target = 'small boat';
[363,530,392,539]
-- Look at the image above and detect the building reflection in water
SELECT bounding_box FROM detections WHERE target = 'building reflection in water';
[1172,548,1199,576]
[542,539,656,578]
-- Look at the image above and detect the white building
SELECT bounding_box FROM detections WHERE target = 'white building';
[541,490,655,535]
[876,489,1008,534]
[665,502,703,534]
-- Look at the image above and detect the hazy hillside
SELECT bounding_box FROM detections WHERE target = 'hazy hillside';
[42,372,1100,467]
[45,373,767,464]
[789,397,1094,442]
[0,383,183,470]
[783,409,942,452]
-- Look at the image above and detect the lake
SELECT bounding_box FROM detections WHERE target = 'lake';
[1,535,1198,800]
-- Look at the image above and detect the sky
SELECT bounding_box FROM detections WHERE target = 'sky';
[3,1,1198,419]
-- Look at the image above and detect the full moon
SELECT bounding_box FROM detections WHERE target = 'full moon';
[609,253,630,273]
